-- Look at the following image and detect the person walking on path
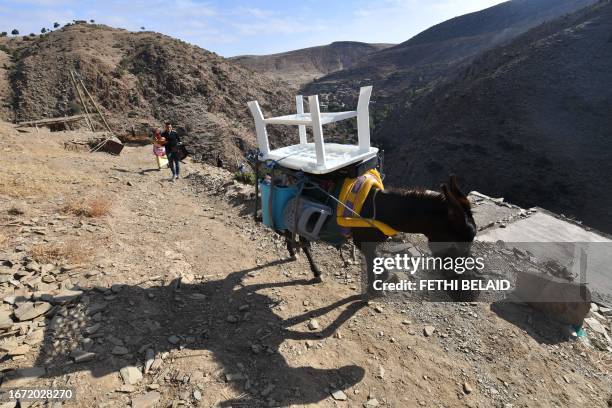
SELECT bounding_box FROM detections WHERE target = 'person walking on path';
[161,122,181,181]
[152,128,168,170]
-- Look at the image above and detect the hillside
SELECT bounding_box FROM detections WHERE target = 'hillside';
[0,23,294,166]
[377,0,612,233]
[303,0,598,104]
[231,41,392,86]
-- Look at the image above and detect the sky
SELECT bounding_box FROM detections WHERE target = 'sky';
[0,0,508,57]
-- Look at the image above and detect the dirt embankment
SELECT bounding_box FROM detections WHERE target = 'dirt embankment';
[0,124,610,407]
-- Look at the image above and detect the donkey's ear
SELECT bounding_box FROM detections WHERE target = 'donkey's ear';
[449,175,471,210]
[449,175,465,197]
[442,184,469,229]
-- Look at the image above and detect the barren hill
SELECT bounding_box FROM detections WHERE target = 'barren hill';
[303,0,598,103]
[377,0,612,233]
[0,23,294,166]
[231,41,392,86]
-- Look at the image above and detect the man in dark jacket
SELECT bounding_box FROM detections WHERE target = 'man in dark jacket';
[161,121,181,181]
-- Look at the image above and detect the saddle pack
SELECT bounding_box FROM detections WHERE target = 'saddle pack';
[257,157,397,246]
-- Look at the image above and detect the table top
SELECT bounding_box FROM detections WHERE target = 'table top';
[260,143,378,174]
[264,111,357,126]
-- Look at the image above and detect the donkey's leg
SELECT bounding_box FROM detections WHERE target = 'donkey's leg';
[339,244,350,266]
[301,239,322,282]
[284,232,297,260]
[353,230,388,298]
[358,243,384,297]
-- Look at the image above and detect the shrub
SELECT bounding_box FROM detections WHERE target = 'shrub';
[29,240,92,264]
[0,32,7,37]
[234,172,256,185]
[69,100,82,114]
[112,65,125,78]
[53,22,60,28]
[62,195,113,217]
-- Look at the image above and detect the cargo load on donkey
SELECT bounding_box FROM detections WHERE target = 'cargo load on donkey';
[247,87,478,298]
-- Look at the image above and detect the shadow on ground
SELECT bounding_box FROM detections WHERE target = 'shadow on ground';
[25,259,366,406]
[490,301,573,345]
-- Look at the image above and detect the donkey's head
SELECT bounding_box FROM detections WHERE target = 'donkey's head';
[427,176,477,257]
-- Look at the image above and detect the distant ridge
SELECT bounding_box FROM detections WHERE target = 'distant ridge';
[303,0,598,102]
[231,41,393,86]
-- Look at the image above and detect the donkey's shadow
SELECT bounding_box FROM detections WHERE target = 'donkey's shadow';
[28,260,366,406]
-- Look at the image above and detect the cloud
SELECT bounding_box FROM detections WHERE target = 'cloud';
[227,17,326,37]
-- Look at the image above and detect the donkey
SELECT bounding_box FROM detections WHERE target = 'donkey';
[286,176,477,297]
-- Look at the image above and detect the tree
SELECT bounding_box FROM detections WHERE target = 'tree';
[41,28,46,34]
[90,19,95,23]
[0,32,7,37]
[53,22,60,28]
[140,26,145,30]
[29,33,35,37]
[11,29,19,35]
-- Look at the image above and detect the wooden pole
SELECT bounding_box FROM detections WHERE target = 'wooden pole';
[77,75,113,133]
[70,70,95,132]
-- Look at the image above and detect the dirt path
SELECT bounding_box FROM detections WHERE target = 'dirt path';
[0,126,610,407]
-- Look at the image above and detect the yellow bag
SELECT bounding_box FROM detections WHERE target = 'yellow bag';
[337,169,398,237]
[156,155,168,169]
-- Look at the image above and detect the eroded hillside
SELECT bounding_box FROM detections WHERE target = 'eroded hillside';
[0,24,293,166]
[377,0,612,233]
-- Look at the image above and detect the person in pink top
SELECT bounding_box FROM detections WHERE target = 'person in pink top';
[152,129,168,170]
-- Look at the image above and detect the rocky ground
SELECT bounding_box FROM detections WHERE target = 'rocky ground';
[0,124,611,407]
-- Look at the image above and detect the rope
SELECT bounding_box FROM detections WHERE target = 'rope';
[307,181,383,232]
[372,188,380,221]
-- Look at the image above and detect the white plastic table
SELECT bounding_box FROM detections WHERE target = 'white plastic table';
[248,86,378,174]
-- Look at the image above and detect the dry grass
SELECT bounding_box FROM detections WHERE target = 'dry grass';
[0,148,102,200]
[62,195,113,218]
[29,240,92,265]
[0,232,7,249]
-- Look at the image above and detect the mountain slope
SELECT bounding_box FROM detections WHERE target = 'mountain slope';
[0,23,294,165]
[304,0,598,103]
[378,0,612,232]
[231,41,392,86]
